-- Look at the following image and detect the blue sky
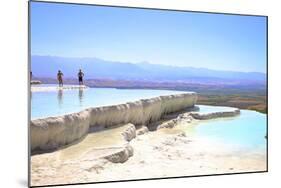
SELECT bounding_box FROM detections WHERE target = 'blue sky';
[31,2,267,73]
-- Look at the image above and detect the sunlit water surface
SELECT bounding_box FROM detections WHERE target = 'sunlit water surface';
[182,105,267,152]
[31,85,186,119]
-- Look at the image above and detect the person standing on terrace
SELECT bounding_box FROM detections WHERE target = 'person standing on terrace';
[78,69,84,85]
[57,70,64,87]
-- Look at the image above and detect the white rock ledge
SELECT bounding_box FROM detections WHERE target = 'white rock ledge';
[82,123,137,163]
[104,144,134,163]
[190,108,240,120]
[31,92,197,152]
[31,85,88,92]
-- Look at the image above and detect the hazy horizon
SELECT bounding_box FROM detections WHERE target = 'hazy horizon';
[31,54,266,74]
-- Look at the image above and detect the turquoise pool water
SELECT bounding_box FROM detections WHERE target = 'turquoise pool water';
[31,85,186,119]
[185,105,267,151]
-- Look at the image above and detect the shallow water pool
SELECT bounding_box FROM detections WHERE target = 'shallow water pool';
[183,105,267,152]
[31,85,186,119]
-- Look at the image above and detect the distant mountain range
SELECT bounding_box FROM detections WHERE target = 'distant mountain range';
[31,55,266,85]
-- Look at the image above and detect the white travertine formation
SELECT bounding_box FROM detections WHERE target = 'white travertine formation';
[190,108,240,120]
[31,85,88,92]
[136,126,149,135]
[30,92,197,151]
[104,144,134,163]
[122,124,137,142]
[31,110,91,151]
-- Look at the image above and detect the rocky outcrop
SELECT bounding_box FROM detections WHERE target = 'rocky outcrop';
[104,144,134,163]
[136,126,149,135]
[157,119,178,130]
[190,108,240,120]
[122,124,136,142]
[31,92,197,152]
[157,112,194,130]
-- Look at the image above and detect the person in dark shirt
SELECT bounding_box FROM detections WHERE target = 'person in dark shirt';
[57,70,64,87]
[78,69,84,85]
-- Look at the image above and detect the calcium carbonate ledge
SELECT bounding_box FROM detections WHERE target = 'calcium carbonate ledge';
[30,92,198,152]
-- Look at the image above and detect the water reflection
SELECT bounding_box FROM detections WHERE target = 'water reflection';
[57,89,63,108]
[31,87,186,119]
[78,88,84,106]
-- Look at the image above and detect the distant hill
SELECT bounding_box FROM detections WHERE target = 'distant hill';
[31,55,266,85]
